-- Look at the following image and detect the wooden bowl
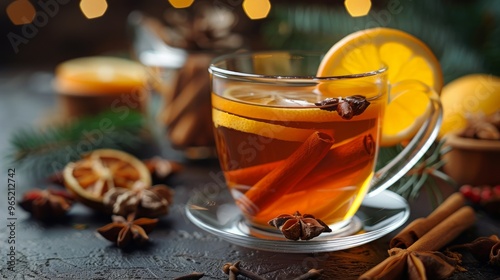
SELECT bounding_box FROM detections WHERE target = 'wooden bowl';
[442,132,500,186]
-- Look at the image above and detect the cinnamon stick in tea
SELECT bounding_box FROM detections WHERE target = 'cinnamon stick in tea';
[236,131,334,215]
[390,192,466,249]
[226,134,374,187]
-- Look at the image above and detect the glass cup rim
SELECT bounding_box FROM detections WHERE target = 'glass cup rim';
[209,50,388,82]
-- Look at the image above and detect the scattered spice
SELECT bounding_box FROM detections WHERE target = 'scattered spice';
[292,268,324,280]
[103,183,174,218]
[360,206,476,280]
[173,272,205,280]
[268,211,332,241]
[19,188,74,221]
[447,235,500,266]
[459,110,500,140]
[222,261,265,280]
[143,156,183,182]
[222,261,324,280]
[315,95,370,120]
[97,214,158,248]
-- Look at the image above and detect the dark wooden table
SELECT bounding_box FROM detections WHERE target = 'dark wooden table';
[1,71,499,279]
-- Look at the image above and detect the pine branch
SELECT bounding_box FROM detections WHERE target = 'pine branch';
[8,110,150,178]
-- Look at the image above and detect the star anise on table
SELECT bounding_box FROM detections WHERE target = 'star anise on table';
[19,188,74,221]
[447,235,500,266]
[268,211,332,240]
[315,95,370,120]
[97,214,158,248]
[103,183,174,218]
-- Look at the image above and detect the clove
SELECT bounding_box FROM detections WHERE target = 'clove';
[222,261,266,280]
[173,272,205,280]
[292,268,324,280]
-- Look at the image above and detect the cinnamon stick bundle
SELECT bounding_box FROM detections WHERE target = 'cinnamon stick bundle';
[359,206,476,280]
[390,193,466,249]
[236,131,334,215]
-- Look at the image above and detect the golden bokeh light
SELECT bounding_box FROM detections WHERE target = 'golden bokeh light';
[80,0,108,19]
[243,0,271,20]
[6,0,36,25]
[345,0,372,17]
[168,0,195,8]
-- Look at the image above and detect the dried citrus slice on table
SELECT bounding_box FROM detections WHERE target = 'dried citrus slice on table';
[317,28,443,146]
[63,149,151,211]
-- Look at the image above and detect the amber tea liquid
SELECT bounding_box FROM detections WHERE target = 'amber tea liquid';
[212,84,386,228]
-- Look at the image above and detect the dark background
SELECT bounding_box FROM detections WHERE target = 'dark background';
[1,0,499,84]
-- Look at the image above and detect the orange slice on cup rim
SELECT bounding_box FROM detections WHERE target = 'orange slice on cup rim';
[317,28,443,146]
[63,149,151,211]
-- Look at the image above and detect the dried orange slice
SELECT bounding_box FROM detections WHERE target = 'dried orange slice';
[317,28,443,146]
[63,149,151,211]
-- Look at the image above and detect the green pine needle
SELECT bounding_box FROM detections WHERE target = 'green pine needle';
[8,110,150,178]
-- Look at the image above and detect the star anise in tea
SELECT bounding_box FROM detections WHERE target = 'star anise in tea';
[103,183,174,218]
[97,214,158,248]
[268,211,332,240]
[19,188,74,221]
[315,95,370,120]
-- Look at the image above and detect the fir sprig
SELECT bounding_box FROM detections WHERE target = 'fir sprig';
[8,110,150,178]
[376,139,455,205]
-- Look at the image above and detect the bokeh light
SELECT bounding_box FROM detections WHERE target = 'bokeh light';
[168,0,195,9]
[345,0,372,17]
[80,0,108,19]
[6,0,36,25]
[243,0,271,20]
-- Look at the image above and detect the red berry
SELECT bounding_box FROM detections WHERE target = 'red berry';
[470,186,482,204]
[459,184,473,199]
[481,186,493,201]
[493,185,500,197]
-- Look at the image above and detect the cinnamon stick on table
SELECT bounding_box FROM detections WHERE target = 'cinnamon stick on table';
[236,131,334,216]
[359,206,476,280]
[390,192,466,249]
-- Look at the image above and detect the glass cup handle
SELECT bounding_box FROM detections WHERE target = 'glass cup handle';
[367,80,443,197]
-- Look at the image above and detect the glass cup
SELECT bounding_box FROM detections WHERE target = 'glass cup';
[209,51,442,230]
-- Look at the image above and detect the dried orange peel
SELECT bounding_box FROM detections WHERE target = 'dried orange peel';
[63,149,151,211]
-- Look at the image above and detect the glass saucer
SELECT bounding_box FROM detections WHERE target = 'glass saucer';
[185,188,409,253]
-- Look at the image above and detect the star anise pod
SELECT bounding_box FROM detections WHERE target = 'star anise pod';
[268,211,332,240]
[448,235,500,266]
[162,2,243,51]
[19,188,74,221]
[460,111,500,140]
[97,214,158,248]
[315,95,370,120]
[143,157,183,182]
[103,183,174,218]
